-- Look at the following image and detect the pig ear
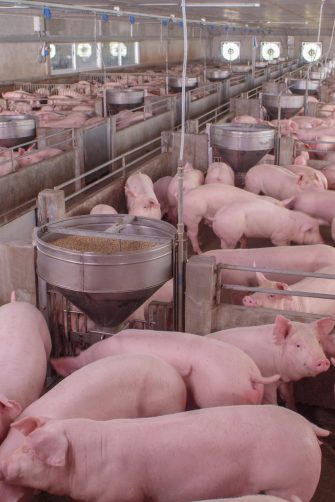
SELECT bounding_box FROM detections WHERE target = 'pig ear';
[0,395,22,420]
[273,315,292,345]
[149,198,160,209]
[124,187,136,198]
[11,416,49,436]
[313,318,335,339]
[274,281,289,291]
[29,429,69,467]
[297,174,304,185]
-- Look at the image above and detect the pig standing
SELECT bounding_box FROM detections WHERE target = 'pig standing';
[0,298,51,442]
[207,315,331,404]
[90,204,118,215]
[321,163,335,189]
[125,172,161,219]
[284,164,328,190]
[153,176,173,217]
[243,268,335,316]
[167,162,204,222]
[127,279,173,327]
[212,199,323,248]
[244,164,325,200]
[51,330,280,408]
[0,354,187,502]
[205,162,235,186]
[182,184,270,254]
[0,405,327,502]
[288,191,335,228]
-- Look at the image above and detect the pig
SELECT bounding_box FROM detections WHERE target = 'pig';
[204,245,335,287]
[167,162,204,222]
[232,115,266,124]
[16,147,62,168]
[182,184,271,254]
[153,176,173,217]
[125,172,161,220]
[207,315,331,404]
[294,151,310,166]
[321,163,335,189]
[288,190,335,226]
[90,204,118,215]
[283,164,328,190]
[243,267,335,316]
[0,297,51,443]
[244,164,325,200]
[51,329,280,408]
[198,497,301,502]
[205,162,235,186]
[41,111,87,128]
[0,354,187,501]
[212,199,323,249]
[0,405,328,502]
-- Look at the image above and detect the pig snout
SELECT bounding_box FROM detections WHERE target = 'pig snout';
[314,357,330,373]
[243,295,258,307]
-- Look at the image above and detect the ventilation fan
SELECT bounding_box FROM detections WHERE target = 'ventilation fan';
[110,42,127,57]
[49,44,56,59]
[302,42,322,63]
[261,42,280,61]
[221,42,240,62]
[77,43,92,59]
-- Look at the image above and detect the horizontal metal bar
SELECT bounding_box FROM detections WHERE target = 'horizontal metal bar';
[217,264,335,281]
[222,284,335,301]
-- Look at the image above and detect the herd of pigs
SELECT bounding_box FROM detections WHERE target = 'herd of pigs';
[0,284,333,501]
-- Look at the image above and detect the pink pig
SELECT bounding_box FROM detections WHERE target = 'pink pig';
[283,164,328,190]
[51,329,280,408]
[208,315,331,404]
[167,162,204,222]
[205,162,235,186]
[125,172,161,219]
[245,164,325,200]
[0,354,187,502]
[212,199,323,249]
[153,176,173,217]
[200,497,301,502]
[0,405,328,502]
[0,296,51,443]
[90,204,118,215]
[243,268,335,316]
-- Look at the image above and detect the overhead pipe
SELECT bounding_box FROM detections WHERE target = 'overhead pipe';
[317,0,326,44]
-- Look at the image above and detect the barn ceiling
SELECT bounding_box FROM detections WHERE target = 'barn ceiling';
[0,0,335,34]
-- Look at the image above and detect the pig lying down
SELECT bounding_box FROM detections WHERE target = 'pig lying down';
[0,405,327,502]
[51,329,280,408]
[208,315,331,405]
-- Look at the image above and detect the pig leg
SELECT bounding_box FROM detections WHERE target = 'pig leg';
[278,382,296,410]
[261,383,279,405]
[187,224,202,254]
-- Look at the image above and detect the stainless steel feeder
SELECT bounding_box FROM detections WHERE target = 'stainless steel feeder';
[206,69,231,81]
[105,89,145,111]
[287,79,320,95]
[210,123,275,172]
[168,76,198,92]
[0,115,36,148]
[262,93,305,119]
[36,215,176,328]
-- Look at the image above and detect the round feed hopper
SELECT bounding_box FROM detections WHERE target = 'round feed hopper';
[168,76,198,92]
[105,89,145,113]
[262,93,304,119]
[210,123,275,172]
[287,79,320,96]
[0,115,36,148]
[36,215,176,329]
[207,69,231,81]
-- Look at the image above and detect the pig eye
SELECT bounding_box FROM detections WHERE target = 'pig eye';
[296,344,301,348]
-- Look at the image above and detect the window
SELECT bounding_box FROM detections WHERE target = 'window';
[221,42,240,62]
[50,43,74,72]
[302,42,322,63]
[261,42,281,61]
